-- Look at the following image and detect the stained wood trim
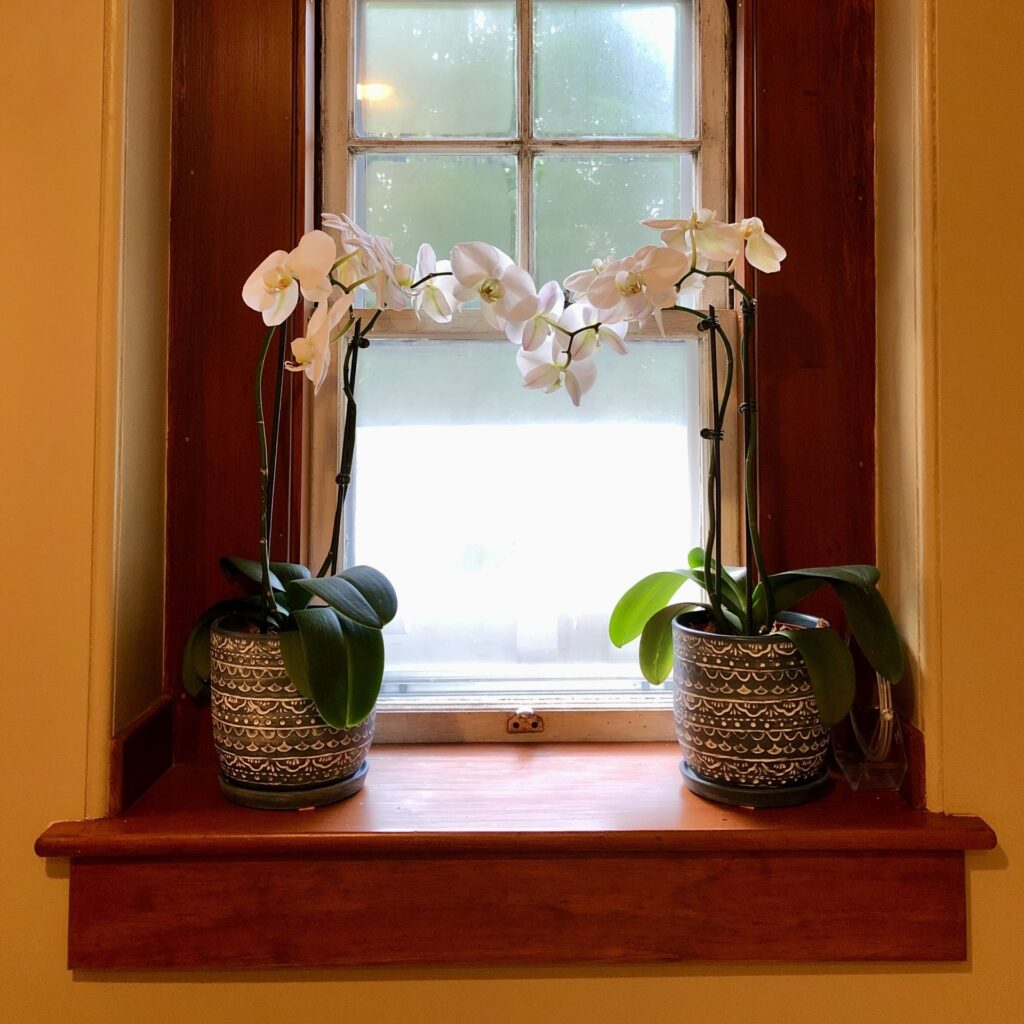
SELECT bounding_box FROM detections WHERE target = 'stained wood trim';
[36,745,994,968]
[107,695,174,816]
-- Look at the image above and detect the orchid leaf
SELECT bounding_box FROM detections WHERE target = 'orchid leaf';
[336,614,386,726]
[220,556,284,593]
[639,602,706,684]
[830,580,905,683]
[753,576,824,628]
[278,628,313,699]
[270,561,312,586]
[609,571,692,647]
[181,598,264,698]
[287,575,382,629]
[337,564,398,626]
[288,608,350,728]
[777,627,856,727]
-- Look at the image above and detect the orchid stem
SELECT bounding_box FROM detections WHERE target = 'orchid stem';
[254,324,278,630]
[266,317,289,551]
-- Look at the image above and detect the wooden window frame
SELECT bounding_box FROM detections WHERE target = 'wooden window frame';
[146,0,876,794]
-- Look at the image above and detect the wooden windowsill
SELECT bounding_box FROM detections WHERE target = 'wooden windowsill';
[36,743,995,969]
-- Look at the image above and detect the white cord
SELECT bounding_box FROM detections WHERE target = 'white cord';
[849,673,895,762]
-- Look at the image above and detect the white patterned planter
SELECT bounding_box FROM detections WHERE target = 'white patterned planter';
[210,621,374,804]
[672,611,830,805]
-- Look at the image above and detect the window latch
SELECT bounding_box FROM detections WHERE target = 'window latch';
[507,707,544,735]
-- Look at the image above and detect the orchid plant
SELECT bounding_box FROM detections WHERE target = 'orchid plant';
[184,203,901,731]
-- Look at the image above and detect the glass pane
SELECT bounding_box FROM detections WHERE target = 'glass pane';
[345,340,702,695]
[355,1,517,138]
[533,153,694,286]
[533,0,694,138]
[355,154,517,267]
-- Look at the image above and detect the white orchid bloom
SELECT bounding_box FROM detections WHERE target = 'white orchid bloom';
[411,243,457,324]
[739,217,787,273]
[323,212,407,305]
[586,244,688,326]
[563,257,612,300]
[451,242,539,330]
[242,230,337,326]
[285,293,353,395]
[505,280,564,351]
[641,209,742,266]
[516,335,598,407]
[557,302,629,359]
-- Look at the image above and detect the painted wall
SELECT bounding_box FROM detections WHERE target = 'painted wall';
[3,1,1022,1021]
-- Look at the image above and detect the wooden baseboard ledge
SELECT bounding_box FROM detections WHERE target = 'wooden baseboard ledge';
[36,743,995,969]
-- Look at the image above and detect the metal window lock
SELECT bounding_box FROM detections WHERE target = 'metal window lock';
[507,707,544,734]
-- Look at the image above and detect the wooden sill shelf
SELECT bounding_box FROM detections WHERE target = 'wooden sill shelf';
[36,744,995,969]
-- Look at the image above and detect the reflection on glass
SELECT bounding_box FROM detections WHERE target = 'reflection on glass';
[345,340,702,694]
[355,154,517,266]
[356,1,517,138]
[534,0,693,138]
[533,154,693,286]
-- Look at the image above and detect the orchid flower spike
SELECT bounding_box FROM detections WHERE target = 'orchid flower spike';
[557,302,629,359]
[586,244,688,328]
[641,209,742,266]
[242,230,337,326]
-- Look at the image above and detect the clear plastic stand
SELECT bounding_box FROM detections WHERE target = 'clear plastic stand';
[832,674,908,792]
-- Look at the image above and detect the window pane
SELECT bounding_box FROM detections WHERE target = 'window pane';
[355,154,518,266]
[533,0,694,138]
[533,153,694,286]
[355,1,517,138]
[345,340,702,695]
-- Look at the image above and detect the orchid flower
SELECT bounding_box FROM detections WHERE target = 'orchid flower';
[285,293,353,395]
[557,302,629,359]
[505,280,564,351]
[586,244,688,326]
[739,217,787,273]
[516,335,598,407]
[411,243,457,324]
[242,230,337,326]
[641,209,742,266]
[451,242,539,330]
[563,257,612,300]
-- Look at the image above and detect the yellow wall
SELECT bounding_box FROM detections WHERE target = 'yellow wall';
[3,1,1022,1021]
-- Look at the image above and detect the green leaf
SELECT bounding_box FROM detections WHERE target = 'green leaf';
[336,614,386,726]
[289,608,350,728]
[220,556,284,593]
[686,546,748,623]
[278,629,312,699]
[639,603,706,684]
[831,581,905,683]
[287,575,383,628]
[752,576,824,628]
[609,571,691,647]
[338,564,398,626]
[777,627,856,727]
[181,598,263,698]
[270,561,312,586]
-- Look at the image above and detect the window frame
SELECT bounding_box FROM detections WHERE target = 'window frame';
[310,0,738,742]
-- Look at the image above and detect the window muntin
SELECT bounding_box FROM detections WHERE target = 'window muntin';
[316,0,734,737]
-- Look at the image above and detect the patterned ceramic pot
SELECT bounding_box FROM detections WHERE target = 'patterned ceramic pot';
[210,620,375,808]
[672,610,831,806]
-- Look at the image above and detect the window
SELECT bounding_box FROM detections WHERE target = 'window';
[315,0,736,739]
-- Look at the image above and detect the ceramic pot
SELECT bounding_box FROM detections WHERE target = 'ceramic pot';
[210,619,374,809]
[672,610,831,807]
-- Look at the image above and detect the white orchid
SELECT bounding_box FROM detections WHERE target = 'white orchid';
[411,244,457,324]
[557,302,629,359]
[451,242,539,330]
[505,280,564,351]
[323,212,409,307]
[516,335,598,407]
[563,257,612,300]
[738,217,787,273]
[242,230,337,326]
[641,209,742,266]
[285,293,353,394]
[586,244,688,326]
